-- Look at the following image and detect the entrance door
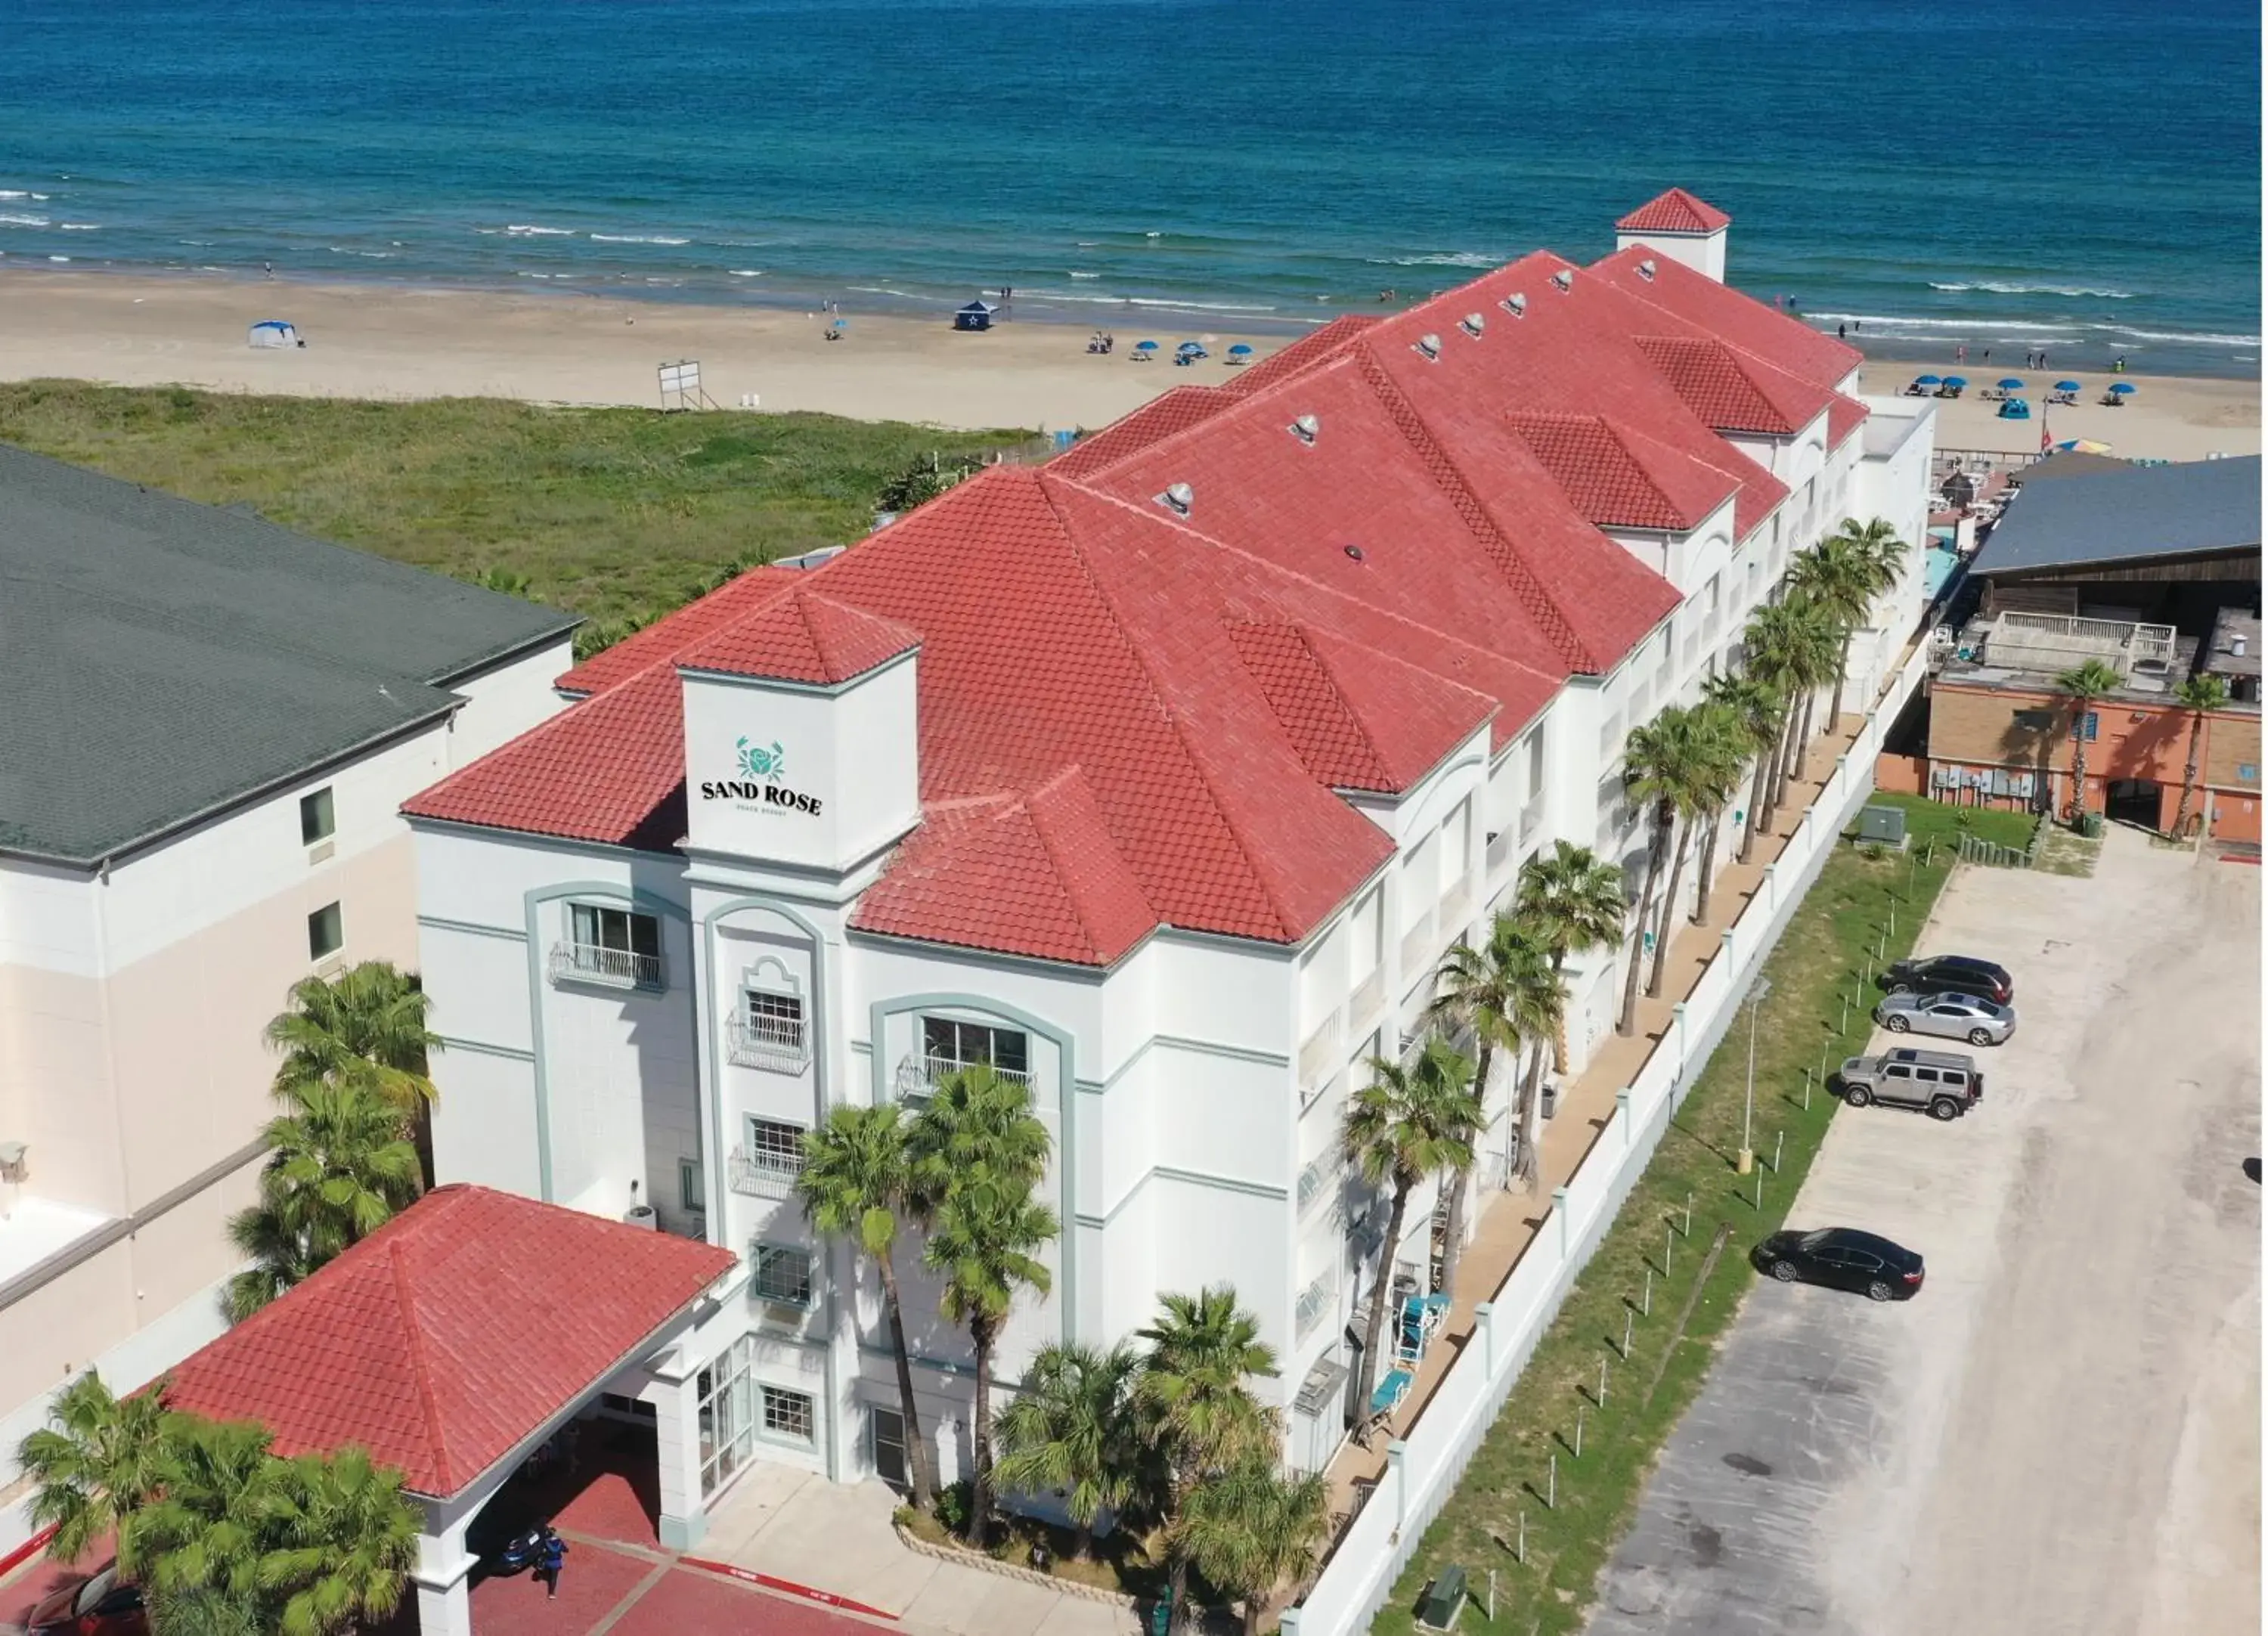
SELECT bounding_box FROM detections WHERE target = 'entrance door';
[871,1408,908,1491]
[2105,779,2163,828]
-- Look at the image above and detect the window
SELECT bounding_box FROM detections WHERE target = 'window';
[307,902,342,961]
[562,903,664,989]
[752,1244,814,1307]
[1525,727,1546,792]
[679,1157,705,1215]
[697,1337,754,1495]
[2070,712,2099,742]
[762,1385,815,1444]
[299,786,335,845]
[745,1118,805,1181]
[921,1017,1030,1084]
[744,990,804,1049]
[2240,762,2259,783]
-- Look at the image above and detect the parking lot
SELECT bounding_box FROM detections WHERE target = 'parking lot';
[1587,827,2260,1636]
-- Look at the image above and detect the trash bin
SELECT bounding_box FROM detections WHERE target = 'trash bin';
[2079,812,2105,838]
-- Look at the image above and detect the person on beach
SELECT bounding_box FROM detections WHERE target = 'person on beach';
[263,261,273,279]
[1957,344,1966,364]
[2115,355,2126,373]
[1838,323,1848,341]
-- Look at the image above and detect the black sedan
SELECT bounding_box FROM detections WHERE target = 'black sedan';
[1882,953,2012,1004]
[1752,1227,1926,1302]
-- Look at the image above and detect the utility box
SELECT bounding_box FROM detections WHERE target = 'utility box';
[1418,1563,1468,1629]
[1856,805,1908,847]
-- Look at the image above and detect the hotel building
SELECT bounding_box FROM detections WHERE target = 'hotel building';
[0,448,575,1552]
[403,192,1938,1535]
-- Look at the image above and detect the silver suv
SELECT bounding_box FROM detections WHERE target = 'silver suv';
[1836,1047,1984,1122]
[1874,990,2016,1046]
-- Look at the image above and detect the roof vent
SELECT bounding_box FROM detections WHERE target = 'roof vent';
[1155,482,1194,518]
[1636,257,1657,281]
[1413,333,1442,361]
[1459,311,1486,339]
[1343,544,1366,562]
[1501,293,1527,318]
[1550,269,1573,293]
[1288,413,1321,445]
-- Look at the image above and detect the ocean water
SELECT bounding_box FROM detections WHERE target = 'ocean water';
[0,0,2258,374]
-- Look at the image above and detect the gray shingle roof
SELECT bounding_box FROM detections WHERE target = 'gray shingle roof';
[1972,455,2262,578]
[0,444,578,866]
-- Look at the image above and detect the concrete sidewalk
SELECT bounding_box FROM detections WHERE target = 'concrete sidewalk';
[698,1467,1144,1636]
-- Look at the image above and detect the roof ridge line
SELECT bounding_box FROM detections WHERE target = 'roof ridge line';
[1351,350,1600,671]
[387,1235,457,1494]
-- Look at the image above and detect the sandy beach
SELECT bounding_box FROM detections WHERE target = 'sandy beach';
[0,268,2256,460]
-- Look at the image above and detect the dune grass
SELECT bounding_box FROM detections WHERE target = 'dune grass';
[0,380,1027,631]
[1363,794,2033,1635]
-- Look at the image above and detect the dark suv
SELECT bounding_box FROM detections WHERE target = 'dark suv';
[1882,954,2012,1004]
[1836,1046,1984,1121]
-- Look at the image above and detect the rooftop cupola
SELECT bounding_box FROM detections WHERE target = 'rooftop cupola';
[1613,187,1731,283]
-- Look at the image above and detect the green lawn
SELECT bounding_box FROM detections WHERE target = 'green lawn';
[0,381,1027,636]
[1365,794,2033,1635]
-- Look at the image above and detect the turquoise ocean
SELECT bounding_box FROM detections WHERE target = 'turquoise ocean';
[1,0,2259,375]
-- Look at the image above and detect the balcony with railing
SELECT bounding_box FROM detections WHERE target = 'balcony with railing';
[892,1053,1032,1102]
[1399,911,1435,983]
[727,1014,810,1075]
[727,1145,803,1201]
[547,941,665,993]
[1298,1007,1344,1088]
[1297,1153,1338,1218]
[1350,968,1386,1031]
[1519,789,1545,846]
[1295,1271,1336,1340]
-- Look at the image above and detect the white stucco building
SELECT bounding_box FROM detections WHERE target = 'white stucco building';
[404,193,1937,1539]
[0,447,575,1554]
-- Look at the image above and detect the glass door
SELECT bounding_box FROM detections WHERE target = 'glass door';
[870,1408,907,1491]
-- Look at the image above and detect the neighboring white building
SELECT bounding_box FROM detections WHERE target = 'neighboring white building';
[404,194,1937,1540]
[0,446,576,1554]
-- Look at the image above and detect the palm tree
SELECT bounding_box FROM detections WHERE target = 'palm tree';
[2171,674,2229,836]
[1616,707,1721,1026]
[1681,696,1751,928]
[259,1446,420,1636]
[226,1079,421,1321]
[125,1417,282,1614]
[1422,922,1537,1283]
[1340,1038,1480,1418]
[1703,668,1785,866]
[2054,658,2124,823]
[1136,1287,1278,1633]
[16,1371,172,1569]
[1499,925,1566,1195]
[1174,1444,1330,1636]
[798,1103,937,1511]
[265,962,440,1120]
[906,1064,1052,1216]
[1514,841,1626,1071]
[991,1342,1142,1560]
[1793,519,1906,732]
[923,1175,1058,1547]
[1744,597,1839,816]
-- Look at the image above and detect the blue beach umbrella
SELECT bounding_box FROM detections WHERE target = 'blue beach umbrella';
[2108,381,2136,395]
[1177,340,1203,353]
[1915,374,1942,386]
[1943,376,1968,389]
[1997,376,2025,390]
[2055,379,2082,392]
[1134,339,1158,352]
[1228,342,1254,356]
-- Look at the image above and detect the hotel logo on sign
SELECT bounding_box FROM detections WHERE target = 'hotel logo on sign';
[702,736,823,815]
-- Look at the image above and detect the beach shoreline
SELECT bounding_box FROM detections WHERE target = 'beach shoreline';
[1,264,2256,457]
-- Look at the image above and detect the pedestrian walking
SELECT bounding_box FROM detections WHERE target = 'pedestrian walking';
[1837,322,1848,341]
[538,1527,568,1600]
[1956,343,1966,364]
[262,260,274,279]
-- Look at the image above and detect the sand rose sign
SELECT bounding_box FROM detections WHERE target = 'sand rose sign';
[701,735,823,815]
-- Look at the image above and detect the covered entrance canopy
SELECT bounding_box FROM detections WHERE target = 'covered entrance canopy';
[163,1185,735,1636]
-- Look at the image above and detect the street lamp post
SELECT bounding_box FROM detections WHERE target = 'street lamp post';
[1738,976,1772,1175]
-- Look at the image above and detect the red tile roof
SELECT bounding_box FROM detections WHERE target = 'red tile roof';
[1615,187,1731,234]
[407,219,1867,966]
[678,588,920,685]
[161,1186,734,1498]
[1827,393,1871,451]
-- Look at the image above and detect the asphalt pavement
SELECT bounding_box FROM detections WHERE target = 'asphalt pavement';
[1585,826,2260,1636]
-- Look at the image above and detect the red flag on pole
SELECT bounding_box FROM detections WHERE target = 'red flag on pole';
[2040,413,2052,455]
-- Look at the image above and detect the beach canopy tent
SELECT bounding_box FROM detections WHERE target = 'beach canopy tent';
[247,320,299,348]
[954,300,998,333]
[1999,398,2031,420]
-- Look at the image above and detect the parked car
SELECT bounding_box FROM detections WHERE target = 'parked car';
[1881,953,2012,1004]
[1752,1227,1926,1301]
[1875,990,2016,1046]
[1836,1046,1984,1121]
[26,1566,146,1636]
